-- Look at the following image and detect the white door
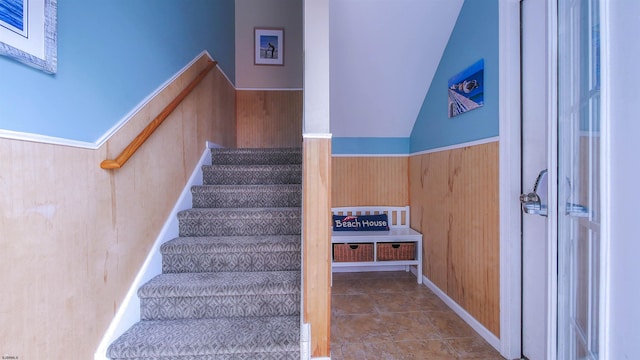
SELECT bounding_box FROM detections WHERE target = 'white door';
[521,0,556,358]
[556,0,602,358]
[521,0,603,359]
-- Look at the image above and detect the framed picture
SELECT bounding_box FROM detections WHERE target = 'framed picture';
[254,27,283,66]
[448,59,484,118]
[0,0,57,74]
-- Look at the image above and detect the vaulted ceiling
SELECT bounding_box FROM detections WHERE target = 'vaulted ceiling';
[329,0,463,138]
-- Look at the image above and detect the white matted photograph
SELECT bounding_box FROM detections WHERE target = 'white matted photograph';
[0,0,57,74]
[254,27,283,66]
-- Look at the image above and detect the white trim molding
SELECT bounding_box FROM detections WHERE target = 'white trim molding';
[598,0,611,357]
[303,133,332,139]
[422,274,501,351]
[236,87,303,91]
[0,128,99,149]
[331,153,409,158]
[330,137,500,158]
[498,0,523,359]
[410,136,500,157]
[301,322,311,360]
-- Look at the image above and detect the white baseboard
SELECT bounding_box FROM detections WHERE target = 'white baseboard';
[421,274,501,351]
[94,142,216,360]
[301,322,311,360]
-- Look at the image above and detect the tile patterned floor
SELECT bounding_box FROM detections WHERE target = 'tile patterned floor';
[330,271,505,360]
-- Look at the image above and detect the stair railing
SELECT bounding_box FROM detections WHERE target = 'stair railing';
[100,60,217,169]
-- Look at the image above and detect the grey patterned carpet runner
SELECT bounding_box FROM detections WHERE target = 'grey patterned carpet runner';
[107,148,302,360]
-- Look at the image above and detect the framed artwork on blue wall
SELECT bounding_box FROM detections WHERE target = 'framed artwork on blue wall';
[0,0,57,74]
[448,59,484,118]
[254,27,284,66]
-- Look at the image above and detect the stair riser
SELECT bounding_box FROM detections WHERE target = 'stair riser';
[211,150,302,166]
[203,168,301,185]
[140,294,300,321]
[162,252,301,273]
[107,315,300,360]
[178,217,301,237]
[192,189,302,208]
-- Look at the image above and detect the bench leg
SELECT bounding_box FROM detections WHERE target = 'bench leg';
[417,240,423,284]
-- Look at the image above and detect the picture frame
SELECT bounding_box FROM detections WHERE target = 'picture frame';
[448,59,484,118]
[254,27,283,66]
[0,0,57,74]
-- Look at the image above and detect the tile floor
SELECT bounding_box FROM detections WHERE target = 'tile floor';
[330,271,505,360]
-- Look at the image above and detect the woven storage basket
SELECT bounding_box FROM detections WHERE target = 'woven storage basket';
[333,243,374,262]
[376,242,415,261]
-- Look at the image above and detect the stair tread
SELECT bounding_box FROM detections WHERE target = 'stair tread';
[161,235,301,254]
[204,164,301,169]
[179,207,301,214]
[139,271,300,298]
[212,147,301,153]
[191,184,302,191]
[107,316,300,359]
[178,207,301,218]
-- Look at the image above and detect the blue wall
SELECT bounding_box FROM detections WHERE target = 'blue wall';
[410,0,499,153]
[332,137,410,155]
[0,0,235,143]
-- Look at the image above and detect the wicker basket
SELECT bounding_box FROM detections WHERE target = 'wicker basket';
[333,243,374,262]
[376,242,415,261]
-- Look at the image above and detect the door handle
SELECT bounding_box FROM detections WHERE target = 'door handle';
[520,169,548,216]
[566,203,589,217]
[520,192,546,215]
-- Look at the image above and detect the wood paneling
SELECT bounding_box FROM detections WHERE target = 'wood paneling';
[332,157,409,207]
[0,55,236,359]
[409,142,500,336]
[302,137,332,357]
[236,90,303,148]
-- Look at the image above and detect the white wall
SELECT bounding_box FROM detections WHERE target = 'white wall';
[604,1,640,358]
[303,0,330,135]
[329,0,462,138]
[235,0,303,89]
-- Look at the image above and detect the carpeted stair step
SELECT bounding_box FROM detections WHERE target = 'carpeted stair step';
[161,235,301,273]
[203,164,302,185]
[138,271,300,320]
[178,207,301,237]
[211,147,302,166]
[107,315,300,360]
[191,184,302,208]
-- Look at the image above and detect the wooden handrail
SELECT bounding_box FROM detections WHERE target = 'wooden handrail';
[101,60,217,169]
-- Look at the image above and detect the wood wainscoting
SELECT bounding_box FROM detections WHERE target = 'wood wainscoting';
[236,90,303,148]
[0,55,237,360]
[409,141,500,337]
[303,137,332,357]
[332,156,409,207]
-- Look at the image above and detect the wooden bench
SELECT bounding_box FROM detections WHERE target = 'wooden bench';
[331,206,423,284]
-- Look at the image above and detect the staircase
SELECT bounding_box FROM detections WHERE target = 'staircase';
[107,148,302,360]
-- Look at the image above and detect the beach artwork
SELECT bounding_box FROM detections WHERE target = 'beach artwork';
[448,59,484,118]
[259,35,278,60]
[0,0,56,73]
[0,0,26,36]
[254,28,284,66]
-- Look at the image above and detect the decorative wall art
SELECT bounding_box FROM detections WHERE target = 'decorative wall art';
[448,58,484,118]
[0,0,57,73]
[254,27,283,66]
